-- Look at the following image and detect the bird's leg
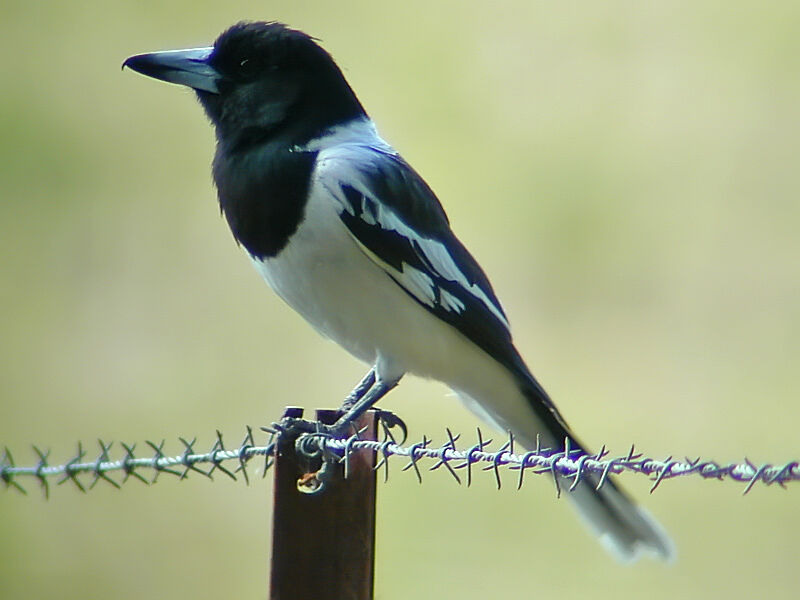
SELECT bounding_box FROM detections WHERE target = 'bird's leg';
[341,368,377,409]
[272,369,377,437]
[328,374,403,436]
[336,368,407,441]
[273,369,405,441]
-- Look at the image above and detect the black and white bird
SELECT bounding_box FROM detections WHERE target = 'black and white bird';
[124,21,673,562]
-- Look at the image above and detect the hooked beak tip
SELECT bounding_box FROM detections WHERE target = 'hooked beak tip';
[122,47,220,94]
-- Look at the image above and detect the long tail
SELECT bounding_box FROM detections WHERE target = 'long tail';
[516,379,674,562]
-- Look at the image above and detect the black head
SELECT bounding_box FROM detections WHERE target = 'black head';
[124,22,366,151]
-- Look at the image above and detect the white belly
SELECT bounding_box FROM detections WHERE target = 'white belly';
[249,192,517,399]
[249,190,553,453]
[250,191,444,378]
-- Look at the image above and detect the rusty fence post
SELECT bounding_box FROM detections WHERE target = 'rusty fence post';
[269,407,378,600]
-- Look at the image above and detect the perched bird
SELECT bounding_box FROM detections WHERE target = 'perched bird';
[124,21,673,561]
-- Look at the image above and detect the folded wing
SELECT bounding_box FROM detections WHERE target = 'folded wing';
[315,142,535,386]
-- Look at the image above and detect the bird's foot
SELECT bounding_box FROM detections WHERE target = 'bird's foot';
[270,409,407,444]
[269,416,326,440]
[269,415,357,443]
[319,408,408,443]
[374,409,408,444]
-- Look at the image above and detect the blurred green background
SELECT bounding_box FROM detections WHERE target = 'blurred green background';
[1,2,799,598]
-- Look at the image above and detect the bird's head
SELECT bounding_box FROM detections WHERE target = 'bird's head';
[124,22,366,151]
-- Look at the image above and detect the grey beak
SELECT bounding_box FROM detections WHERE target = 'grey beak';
[123,47,220,94]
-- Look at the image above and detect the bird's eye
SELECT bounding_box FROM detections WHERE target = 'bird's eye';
[237,57,258,77]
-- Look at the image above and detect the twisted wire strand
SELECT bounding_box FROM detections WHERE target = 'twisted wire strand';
[2,424,798,496]
[0,428,277,497]
[302,430,800,494]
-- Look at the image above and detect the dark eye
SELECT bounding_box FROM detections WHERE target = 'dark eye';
[238,57,258,77]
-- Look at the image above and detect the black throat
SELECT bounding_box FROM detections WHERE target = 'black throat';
[213,138,318,260]
[195,22,368,260]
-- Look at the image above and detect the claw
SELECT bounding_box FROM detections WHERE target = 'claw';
[273,409,407,447]
[270,417,324,442]
[375,409,408,445]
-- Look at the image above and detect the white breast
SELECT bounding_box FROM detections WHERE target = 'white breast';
[249,189,387,366]
[248,118,534,436]
[248,186,516,401]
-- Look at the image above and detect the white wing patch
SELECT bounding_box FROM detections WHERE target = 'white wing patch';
[351,236,438,309]
[331,176,508,327]
[347,190,508,327]
[309,118,510,329]
[439,288,466,313]
[351,232,466,316]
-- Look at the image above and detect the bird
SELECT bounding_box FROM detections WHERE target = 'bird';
[123,21,673,562]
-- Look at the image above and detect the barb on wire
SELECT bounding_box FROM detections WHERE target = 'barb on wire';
[1,416,799,496]
[295,428,800,496]
[0,431,277,496]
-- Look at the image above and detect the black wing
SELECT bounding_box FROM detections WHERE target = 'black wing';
[317,145,534,381]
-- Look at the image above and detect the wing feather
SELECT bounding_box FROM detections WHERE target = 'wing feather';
[315,142,529,376]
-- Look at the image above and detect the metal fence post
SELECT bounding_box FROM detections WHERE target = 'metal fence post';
[269,407,378,600]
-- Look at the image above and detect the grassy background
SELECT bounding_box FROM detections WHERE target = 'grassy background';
[2,2,799,598]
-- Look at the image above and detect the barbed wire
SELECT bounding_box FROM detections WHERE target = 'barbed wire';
[0,428,274,497]
[299,428,800,495]
[2,422,798,497]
